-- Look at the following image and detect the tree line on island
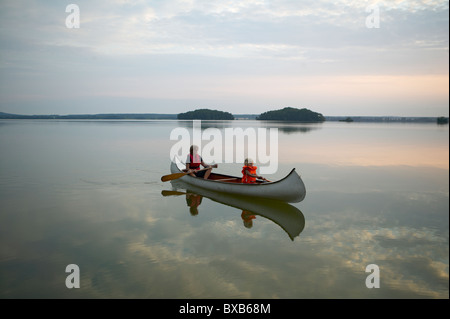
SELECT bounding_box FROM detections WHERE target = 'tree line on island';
[256,107,325,122]
[0,107,326,122]
[177,107,325,122]
[177,108,235,120]
[0,112,177,120]
[177,108,448,124]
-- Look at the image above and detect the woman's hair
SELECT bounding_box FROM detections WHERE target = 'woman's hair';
[244,158,253,166]
[190,145,198,155]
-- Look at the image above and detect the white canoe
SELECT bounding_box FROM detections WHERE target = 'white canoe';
[170,161,306,203]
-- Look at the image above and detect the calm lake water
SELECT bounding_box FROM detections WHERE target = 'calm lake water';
[0,119,448,298]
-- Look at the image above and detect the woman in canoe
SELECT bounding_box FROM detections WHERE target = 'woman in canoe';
[242,158,267,183]
[185,145,218,179]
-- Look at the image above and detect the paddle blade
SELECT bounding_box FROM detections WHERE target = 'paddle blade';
[161,190,186,196]
[161,172,187,182]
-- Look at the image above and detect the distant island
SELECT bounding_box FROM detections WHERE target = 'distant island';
[0,112,177,120]
[339,117,354,122]
[437,116,449,125]
[177,109,234,120]
[257,107,325,122]
[326,116,449,124]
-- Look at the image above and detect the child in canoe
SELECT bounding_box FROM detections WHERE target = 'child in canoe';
[242,158,267,183]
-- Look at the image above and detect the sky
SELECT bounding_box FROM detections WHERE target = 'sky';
[0,0,448,116]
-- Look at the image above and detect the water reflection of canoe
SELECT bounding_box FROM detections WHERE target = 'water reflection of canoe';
[166,180,306,240]
[170,161,306,203]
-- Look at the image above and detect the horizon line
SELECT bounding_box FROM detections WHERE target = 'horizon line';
[0,111,448,119]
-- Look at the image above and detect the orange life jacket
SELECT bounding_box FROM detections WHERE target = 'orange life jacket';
[241,165,257,183]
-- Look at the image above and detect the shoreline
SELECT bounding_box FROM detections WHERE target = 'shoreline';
[0,112,447,123]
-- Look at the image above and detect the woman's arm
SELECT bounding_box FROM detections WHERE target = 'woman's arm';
[201,159,217,168]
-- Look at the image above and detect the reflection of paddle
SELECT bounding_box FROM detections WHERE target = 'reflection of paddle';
[161,168,209,182]
[161,190,186,196]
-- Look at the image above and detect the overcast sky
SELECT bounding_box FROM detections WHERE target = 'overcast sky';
[0,0,448,116]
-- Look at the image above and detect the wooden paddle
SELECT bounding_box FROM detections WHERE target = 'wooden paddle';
[161,190,186,196]
[160,167,209,182]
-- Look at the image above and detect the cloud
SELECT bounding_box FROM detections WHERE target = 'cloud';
[3,0,447,57]
[0,0,448,115]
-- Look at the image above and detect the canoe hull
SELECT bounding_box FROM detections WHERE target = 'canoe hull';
[170,161,306,203]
